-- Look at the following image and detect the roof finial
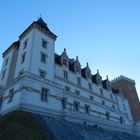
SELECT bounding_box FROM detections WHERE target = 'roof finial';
[64,48,66,52]
[76,56,78,60]
[97,69,99,74]
[106,75,108,80]
[40,14,42,18]
[87,62,89,67]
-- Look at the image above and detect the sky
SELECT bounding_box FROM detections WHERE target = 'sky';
[0,0,140,97]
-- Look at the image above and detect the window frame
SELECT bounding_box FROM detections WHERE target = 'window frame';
[40,52,47,63]
[7,88,14,104]
[39,69,46,79]
[23,39,28,49]
[21,53,26,64]
[41,87,48,102]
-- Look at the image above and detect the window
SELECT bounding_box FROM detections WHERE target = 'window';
[1,69,6,80]
[5,58,9,66]
[39,70,46,79]
[120,116,124,124]
[65,86,70,92]
[88,83,92,90]
[112,104,115,109]
[106,111,110,120]
[23,39,28,49]
[73,101,79,111]
[41,53,47,63]
[87,72,91,79]
[41,87,48,102]
[7,89,14,104]
[100,88,103,96]
[85,105,90,114]
[101,100,105,105]
[64,70,68,80]
[19,69,24,76]
[77,77,81,86]
[42,39,48,48]
[62,58,68,66]
[21,53,26,64]
[76,66,80,73]
[61,97,67,109]
[75,90,80,95]
[90,96,94,101]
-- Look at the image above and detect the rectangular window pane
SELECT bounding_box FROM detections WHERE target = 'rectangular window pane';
[23,39,28,49]
[64,70,68,80]
[73,101,79,111]
[41,53,47,63]
[77,77,81,86]
[1,69,6,80]
[21,53,26,64]
[61,97,67,109]
[65,86,70,92]
[42,40,48,48]
[39,70,46,79]
[5,58,9,66]
[41,87,48,102]
[7,88,14,104]
[85,105,90,114]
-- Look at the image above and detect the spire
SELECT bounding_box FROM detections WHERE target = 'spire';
[97,69,99,75]
[61,48,68,58]
[106,75,109,80]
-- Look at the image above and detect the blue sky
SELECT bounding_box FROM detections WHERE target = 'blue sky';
[0,0,140,96]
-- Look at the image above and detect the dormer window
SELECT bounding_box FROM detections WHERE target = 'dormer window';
[107,81,111,90]
[61,48,69,66]
[82,63,91,79]
[63,58,68,66]
[87,71,91,79]
[74,56,81,73]
[76,65,80,73]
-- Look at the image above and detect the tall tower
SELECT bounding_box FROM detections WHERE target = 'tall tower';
[0,18,57,87]
[112,76,140,122]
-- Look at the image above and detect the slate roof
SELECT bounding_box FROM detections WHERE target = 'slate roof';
[3,41,20,57]
[19,18,57,40]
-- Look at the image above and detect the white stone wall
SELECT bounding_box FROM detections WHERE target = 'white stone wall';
[0,24,137,135]
[0,49,14,87]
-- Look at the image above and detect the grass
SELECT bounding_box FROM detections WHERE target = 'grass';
[0,111,49,140]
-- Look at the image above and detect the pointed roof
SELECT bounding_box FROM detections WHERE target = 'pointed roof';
[82,63,91,72]
[74,56,80,65]
[61,48,68,58]
[36,17,51,33]
[19,18,57,40]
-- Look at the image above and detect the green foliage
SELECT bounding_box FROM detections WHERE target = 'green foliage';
[0,111,49,140]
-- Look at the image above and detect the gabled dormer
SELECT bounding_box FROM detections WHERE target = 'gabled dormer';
[81,63,91,79]
[102,76,111,91]
[92,70,102,86]
[60,48,69,67]
[69,56,81,73]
